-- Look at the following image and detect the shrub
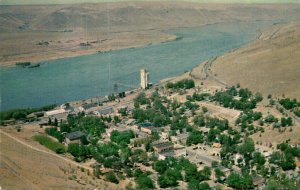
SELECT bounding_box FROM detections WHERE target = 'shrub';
[105,172,119,184]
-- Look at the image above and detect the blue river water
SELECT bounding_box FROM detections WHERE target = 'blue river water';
[0,21,276,111]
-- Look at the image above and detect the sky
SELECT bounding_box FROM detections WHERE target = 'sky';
[0,0,299,5]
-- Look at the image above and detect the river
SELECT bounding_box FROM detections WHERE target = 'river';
[0,20,277,111]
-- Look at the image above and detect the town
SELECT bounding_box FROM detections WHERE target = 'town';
[1,68,299,190]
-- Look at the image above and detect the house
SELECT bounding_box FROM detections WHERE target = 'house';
[199,127,210,134]
[140,123,154,135]
[82,103,98,110]
[65,131,85,144]
[95,107,114,116]
[45,109,67,116]
[153,141,174,154]
[158,150,175,160]
[174,144,186,157]
[160,131,169,140]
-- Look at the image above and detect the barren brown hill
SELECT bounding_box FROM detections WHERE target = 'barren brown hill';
[209,21,300,99]
[0,126,119,189]
[1,2,300,66]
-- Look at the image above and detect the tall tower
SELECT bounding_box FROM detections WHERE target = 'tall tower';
[140,69,149,89]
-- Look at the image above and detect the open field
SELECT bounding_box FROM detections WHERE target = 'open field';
[1,2,300,66]
[208,21,300,99]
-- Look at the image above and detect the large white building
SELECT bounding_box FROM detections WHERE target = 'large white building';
[140,69,149,89]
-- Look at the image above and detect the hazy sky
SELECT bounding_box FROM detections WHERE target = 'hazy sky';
[1,0,299,5]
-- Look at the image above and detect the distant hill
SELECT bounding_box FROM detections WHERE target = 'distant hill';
[1,2,300,32]
[1,2,300,66]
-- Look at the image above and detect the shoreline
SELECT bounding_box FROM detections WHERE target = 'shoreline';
[0,33,178,68]
[0,21,243,68]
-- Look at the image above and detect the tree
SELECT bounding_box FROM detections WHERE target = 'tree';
[238,138,255,161]
[202,106,208,113]
[48,117,52,125]
[54,118,58,126]
[158,168,181,188]
[252,152,266,166]
[105,171,119,184]
[199,166,211,181]
[215,168,225,180]
[114,115,120,124]
[227,172,253,189]
[198,182,210,190]
[136,175,155,190]
[188,180,211,190]
[254,92,263,102]
[187,131,204,146]
[110,130,134,144]
[194,115,205,127]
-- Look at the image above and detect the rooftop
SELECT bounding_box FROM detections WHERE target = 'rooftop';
[97,107,114,115]
[139,122,153,128]
[65,131,85,140]
[153,141,174,148]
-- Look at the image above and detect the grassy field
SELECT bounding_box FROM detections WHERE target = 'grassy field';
[33,135,66,154]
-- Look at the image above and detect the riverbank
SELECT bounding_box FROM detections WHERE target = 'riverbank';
[0,30,177,67]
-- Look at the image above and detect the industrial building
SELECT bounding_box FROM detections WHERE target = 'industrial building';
[140,69,149,89]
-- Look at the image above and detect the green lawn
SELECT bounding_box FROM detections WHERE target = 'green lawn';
[33,135,66,154]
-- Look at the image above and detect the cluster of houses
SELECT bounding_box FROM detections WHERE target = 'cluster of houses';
[21,97,299,189]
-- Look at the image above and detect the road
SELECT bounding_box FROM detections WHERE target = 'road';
[274,102,300,124]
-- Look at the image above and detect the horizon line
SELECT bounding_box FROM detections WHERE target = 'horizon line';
[1,0,300,6]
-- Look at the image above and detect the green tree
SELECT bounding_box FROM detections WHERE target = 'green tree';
[187,131,204,146]
[105,171,119,184]
[158,168,181,188]
[238,138,255,161]
[227,172,253,189]
[136,175,155,190]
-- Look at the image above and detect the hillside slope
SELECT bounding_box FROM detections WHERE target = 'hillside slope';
[210,22,300,99]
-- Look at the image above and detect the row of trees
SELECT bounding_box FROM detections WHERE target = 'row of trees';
[165,79,195,90]
[279,98,299,110]
[0,104,56,121]
[212,87,263,111]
